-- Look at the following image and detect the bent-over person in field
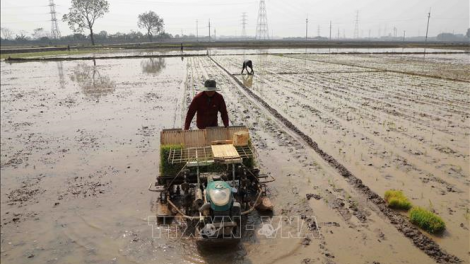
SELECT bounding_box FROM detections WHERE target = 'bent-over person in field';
[184,79,229,130]
[241,60,254,75]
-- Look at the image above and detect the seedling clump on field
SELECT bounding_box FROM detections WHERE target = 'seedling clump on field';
[409,207,446,234]
[384,190,412,210]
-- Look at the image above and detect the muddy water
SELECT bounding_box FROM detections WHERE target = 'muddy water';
[0,58,192,263]
[1,50,468,264]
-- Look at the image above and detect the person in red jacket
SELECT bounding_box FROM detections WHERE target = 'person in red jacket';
[184,79,229,130]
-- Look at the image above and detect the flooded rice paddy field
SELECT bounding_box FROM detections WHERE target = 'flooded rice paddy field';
[1,50,469,264]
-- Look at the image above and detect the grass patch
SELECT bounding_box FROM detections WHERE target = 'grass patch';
[409,207,446,234]
[384,190,412,210]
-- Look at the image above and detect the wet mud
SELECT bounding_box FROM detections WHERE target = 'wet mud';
[209,56,464,263]
[1,50,468,264]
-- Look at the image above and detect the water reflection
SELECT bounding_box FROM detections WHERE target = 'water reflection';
[70,59,115,98]
[141,58,167,76]
[56,61,65,89]
[257,49,269,75]
[242,74,253,88]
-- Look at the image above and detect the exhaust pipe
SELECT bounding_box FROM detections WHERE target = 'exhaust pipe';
[194,188,204,209]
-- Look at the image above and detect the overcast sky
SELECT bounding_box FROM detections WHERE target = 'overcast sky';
[1,0,469,38]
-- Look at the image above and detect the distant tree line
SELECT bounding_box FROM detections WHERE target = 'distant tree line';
[0,29,175,46]
[436,32,469,42]
[1,0,174,46]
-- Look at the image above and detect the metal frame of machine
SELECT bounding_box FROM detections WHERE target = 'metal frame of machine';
[149,126,274,241]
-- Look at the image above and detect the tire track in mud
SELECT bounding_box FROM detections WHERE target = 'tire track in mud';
[209,56,462,264]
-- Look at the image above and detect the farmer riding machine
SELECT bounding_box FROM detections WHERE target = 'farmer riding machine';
[149,126,274,241]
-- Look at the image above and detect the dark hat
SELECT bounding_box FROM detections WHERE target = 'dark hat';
[200,79,220,91]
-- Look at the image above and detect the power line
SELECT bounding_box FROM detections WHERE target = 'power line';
[241,12,247,38]
[255,0,269,39]
[329,21,332,40]
[305,16,308,40]
[49,0,61,39]
[353,10,359,39]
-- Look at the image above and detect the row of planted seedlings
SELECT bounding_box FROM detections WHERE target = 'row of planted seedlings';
[271,57,470,172]
[293,53,464,84]
[222,55,467,182]
[256,58,466,164]
[255,55,464,167]
[299,69,467,151]
[290,53,470,108]
[264,62,469,199]
[291,65,460,137]
[237,59,428,158]
[326,70,470,126]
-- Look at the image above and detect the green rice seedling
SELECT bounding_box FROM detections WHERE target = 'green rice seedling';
[409,207,446,234]
[160,144,184,176]
[384,190,412,210]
